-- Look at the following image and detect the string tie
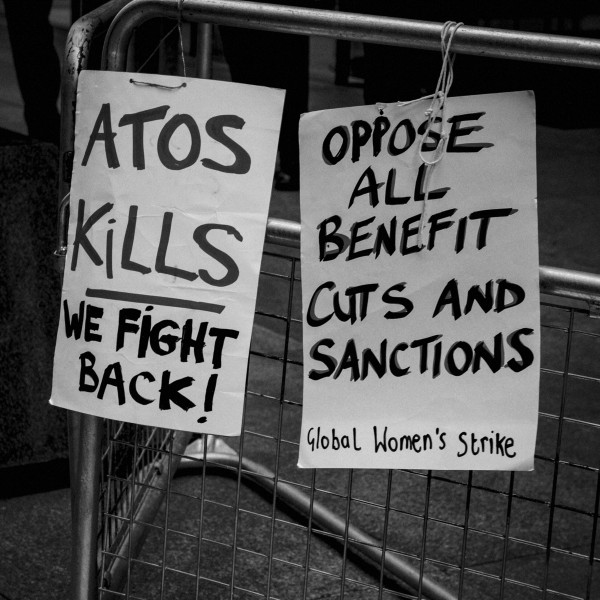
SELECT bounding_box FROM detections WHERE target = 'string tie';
[417,21,463,248]
[178,0,187,78]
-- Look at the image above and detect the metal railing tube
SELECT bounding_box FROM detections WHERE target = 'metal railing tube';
[265,217,301,248]
[70,415,103,600]
[263,219,600,311]
[540,265,600,313]
[58,0,132,270]
[103,0,600,73]
[58,6,133,600]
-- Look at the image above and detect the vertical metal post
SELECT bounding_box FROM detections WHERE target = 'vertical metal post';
[68,412,82,520]
[59,5,132,600]
[70,415,103,600]
[60,0,131,510]
[195,22,213,78]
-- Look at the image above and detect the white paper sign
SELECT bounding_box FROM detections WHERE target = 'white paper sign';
[298,91,539,470]
[51,71,284,434]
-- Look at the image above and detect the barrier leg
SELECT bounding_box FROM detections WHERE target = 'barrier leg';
[70,414,103,600]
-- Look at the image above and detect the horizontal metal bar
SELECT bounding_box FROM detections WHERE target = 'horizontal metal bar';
[58,207,600,312]
[540,265,600,315]
[265,217,301,248]
[103,0,600,72]
[263,219,600,310]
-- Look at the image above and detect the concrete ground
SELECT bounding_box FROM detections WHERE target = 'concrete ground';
[1,4,599,600]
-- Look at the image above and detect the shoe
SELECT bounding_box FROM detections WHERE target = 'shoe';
[274,170,299,191]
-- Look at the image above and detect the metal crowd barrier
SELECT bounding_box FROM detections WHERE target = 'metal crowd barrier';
[57,2,600,599]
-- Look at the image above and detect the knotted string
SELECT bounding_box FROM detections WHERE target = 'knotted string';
[416,21,463,249]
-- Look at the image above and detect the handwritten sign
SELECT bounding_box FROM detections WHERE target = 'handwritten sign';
[298,91,539,470]
[50,71,284,434]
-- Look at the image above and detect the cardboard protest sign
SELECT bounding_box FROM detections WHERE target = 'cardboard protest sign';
[51,71,284,434]
[298,91,539,470]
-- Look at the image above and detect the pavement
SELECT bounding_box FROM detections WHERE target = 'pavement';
[1,4,600,600]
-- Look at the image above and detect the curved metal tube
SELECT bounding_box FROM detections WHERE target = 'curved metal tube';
[57,0,132,270]
[103,0,600,73]
[180,437,457,600]
[59,208,600,311]
[54,191,70,260]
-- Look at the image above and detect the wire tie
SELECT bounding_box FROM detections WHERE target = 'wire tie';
[129,78,187,90]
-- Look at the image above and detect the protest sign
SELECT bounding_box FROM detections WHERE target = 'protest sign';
[298,91,539,470]
[51,71,284,435]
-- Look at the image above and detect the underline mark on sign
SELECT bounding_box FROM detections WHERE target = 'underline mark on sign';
[86,288,225,313]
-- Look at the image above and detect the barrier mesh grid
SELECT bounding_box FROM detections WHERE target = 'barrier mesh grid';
[95,247,600,600]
